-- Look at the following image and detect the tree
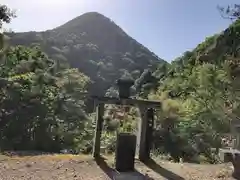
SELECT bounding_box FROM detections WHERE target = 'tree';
[218,4,240,20]
[0,45,91,152]
[0,4,16,60]
[149,59,234,162]
[0,4,16,28]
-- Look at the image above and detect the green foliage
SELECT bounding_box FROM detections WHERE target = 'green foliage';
[195,35,218,54]
[148,19,240,163]
[0,45,91,152]
[149,62,235,163]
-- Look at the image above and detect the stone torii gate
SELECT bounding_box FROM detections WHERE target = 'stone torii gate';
[92,78,161,162]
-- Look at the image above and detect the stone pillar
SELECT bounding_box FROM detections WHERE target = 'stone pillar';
[136,106,149,162]
[115,133,136,172]
[92,103,104,158]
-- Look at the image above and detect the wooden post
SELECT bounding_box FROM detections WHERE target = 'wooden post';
[145,108,154,159]
[232,126,240,150]
[93,103,104,158]
[236,133,240,150]
[136,105,148,162]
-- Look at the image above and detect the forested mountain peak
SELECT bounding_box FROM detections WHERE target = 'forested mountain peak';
[55,12,116,31]
[7,12,166,97]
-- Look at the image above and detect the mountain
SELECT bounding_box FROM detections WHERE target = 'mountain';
[6,12,166,97]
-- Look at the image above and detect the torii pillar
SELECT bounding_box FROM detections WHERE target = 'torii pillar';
[137,106,154,161]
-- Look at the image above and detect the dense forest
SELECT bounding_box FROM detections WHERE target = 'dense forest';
[0,3,240,163]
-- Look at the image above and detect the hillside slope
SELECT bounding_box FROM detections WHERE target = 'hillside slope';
[7,12,166,96]
[172,19,240,69]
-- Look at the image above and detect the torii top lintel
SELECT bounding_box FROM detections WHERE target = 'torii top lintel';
[92,78,161,108]
[92,96,161,108]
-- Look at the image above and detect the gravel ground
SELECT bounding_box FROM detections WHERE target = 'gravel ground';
[0,153,236,180]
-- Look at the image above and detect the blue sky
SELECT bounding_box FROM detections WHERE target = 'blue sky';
[2,0,239,61]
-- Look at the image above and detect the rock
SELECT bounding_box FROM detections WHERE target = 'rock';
[26,163,32,168]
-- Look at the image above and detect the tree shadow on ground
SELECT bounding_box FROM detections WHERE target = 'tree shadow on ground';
[143,158,185,180]
[95,156,117,179]
[95,156,153,179]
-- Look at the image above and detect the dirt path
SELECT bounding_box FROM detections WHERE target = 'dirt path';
[0,154,111,180]
[0,153,236,180]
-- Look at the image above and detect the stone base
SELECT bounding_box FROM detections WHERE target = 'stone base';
[113,172,145,180]
[219,148,240,162]
[219,149,240,179]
